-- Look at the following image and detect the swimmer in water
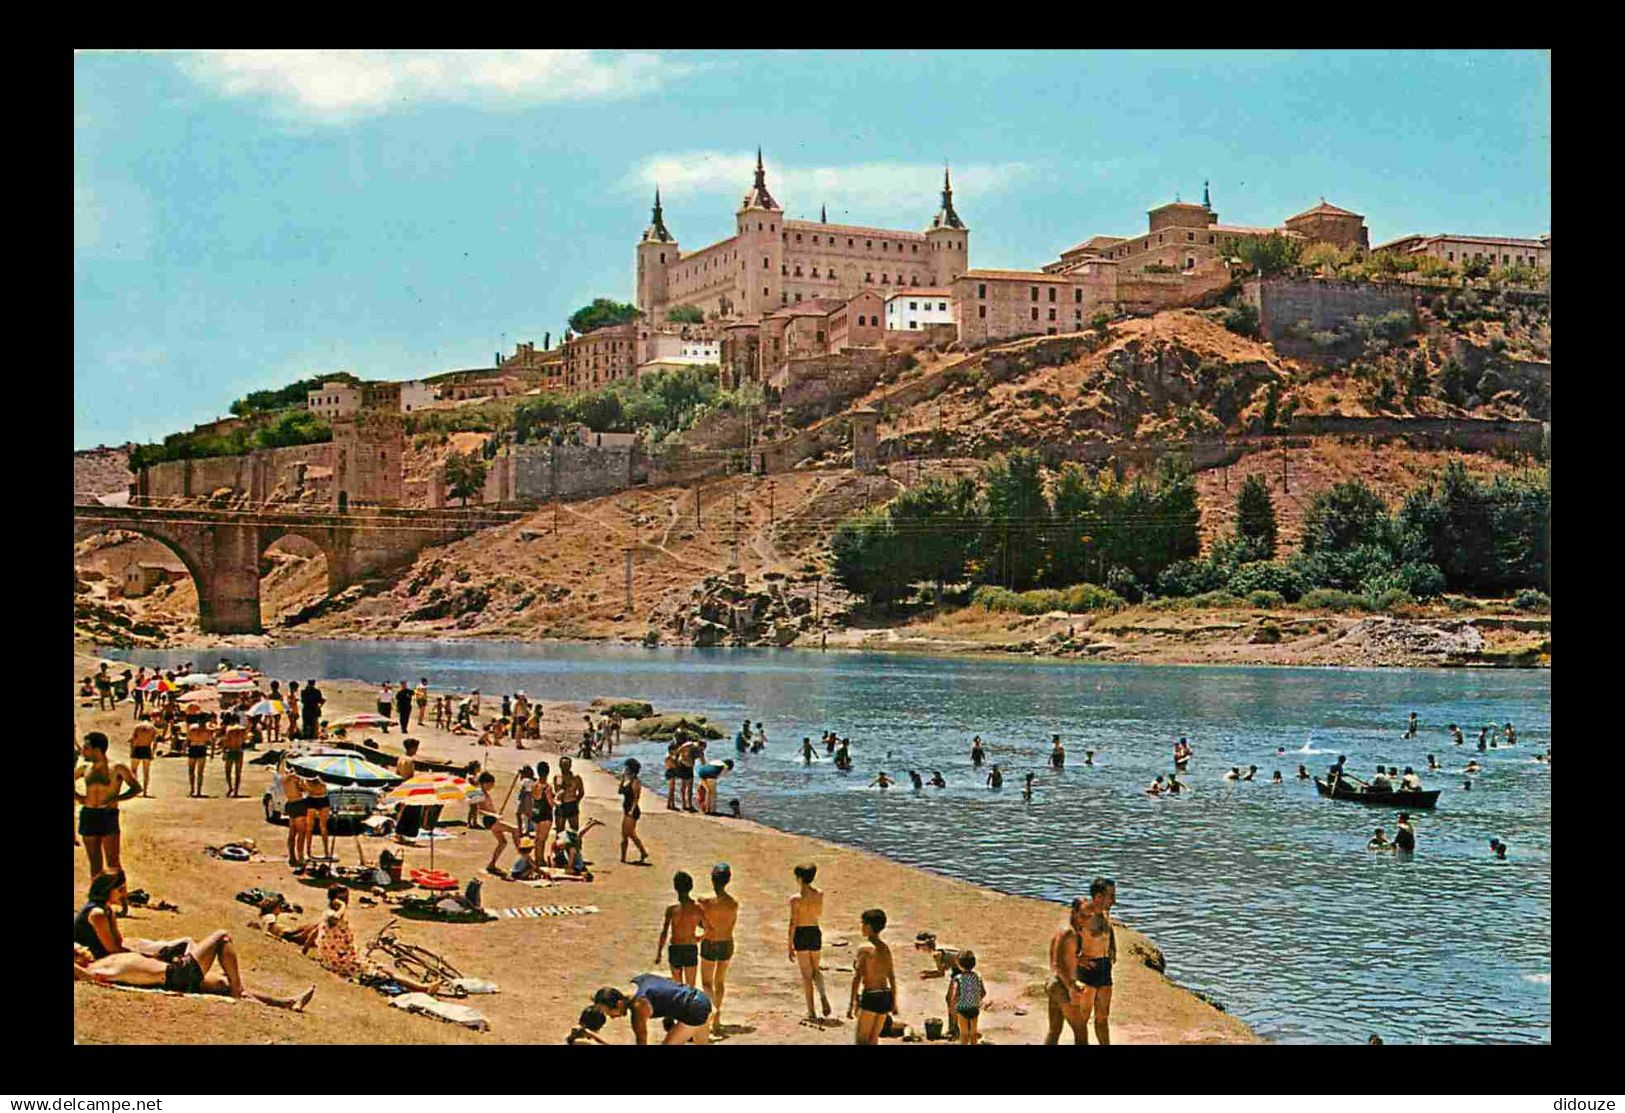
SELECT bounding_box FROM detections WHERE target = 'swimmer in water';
[1166,772,1183,795]
[1405,712,1418,739]
[908,770,923,790]
[1146,775,1165,797]
[1449,723,1464,747]
[1050,735,1065,769]
[1023,772,1036,802]
[1464,760,1482,775]
[970,737,986,769]
[1083,751,1095,766]
[1276,746,1286,758]
[986,765,1003,789]
[928,770,946,788]
[1490,838,1508,860]
[868,772,895,790]
[1297,764,1310,780]
[801,737,816,765]
[1270,770,1283,784]
[1427,754,1441,771]
[1367,828,1392,851]
[1241,765,1258,782]
[1224,767,1242,781]
[1462,778,1473,792]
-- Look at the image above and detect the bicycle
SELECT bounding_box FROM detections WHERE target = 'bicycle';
[365,917,464,987]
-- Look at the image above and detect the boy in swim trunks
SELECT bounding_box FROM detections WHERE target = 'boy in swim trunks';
[474,772,522,876]
[185,716,215,798]
[128,719,158,798]
[849,907,897,1044]
[698,863,738,1035]
[657,871,705,987]
[788,863,832,1020]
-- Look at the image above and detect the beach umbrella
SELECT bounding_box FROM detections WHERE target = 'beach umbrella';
[138,678,177,693]
[289,752,401,786]
[217,676,256,693]
[246,698,287,718]
[331,712,396,730]
[381,772,485,869]
[175,673,217,686]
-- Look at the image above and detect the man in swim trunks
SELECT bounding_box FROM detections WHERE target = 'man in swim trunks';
[986,765,1003,789]
[579,974,713,1044]
[1078,877,1115,1044]
[929,770,946,788]
[657,871,705,986]
[1394,813,1417,854]
[553,756,585,833]
[696,758,733,815]
[788,863,832,1020]
[1367,828,1390,850]
[869,772,895,789]
[74,937,314,1010]
[1045,896,1093,1044]
[128,718,158,798]
[1405,712,1418,739]
[970,737,986,769]
[75,733,141,917]
[698,863,738,1035]
[219,712,248,799]
[277,754,311,870]
[676,736,701,812]
[184,715,215,798]
[849,908,897,1045]
[299,679,324,742]
[1050,734,1065,769]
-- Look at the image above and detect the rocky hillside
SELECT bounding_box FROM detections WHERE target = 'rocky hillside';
[74,445,134,502]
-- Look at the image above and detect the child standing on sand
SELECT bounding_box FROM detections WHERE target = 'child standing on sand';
[951,951,986,1044]
[849,908,898,1045]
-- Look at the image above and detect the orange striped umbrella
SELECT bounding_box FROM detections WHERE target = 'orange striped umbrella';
[381,772,485,868]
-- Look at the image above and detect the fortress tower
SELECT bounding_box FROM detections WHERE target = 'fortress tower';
[924,165,970,285]
[736,148,784,319]
[635,187,678,315]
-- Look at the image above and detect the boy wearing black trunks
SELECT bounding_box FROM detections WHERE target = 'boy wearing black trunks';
[128,719,157,798]
[474,772,521,875]
[1084,877,1117,1045]
[657,871,705,986]
[698,863,738,1035]
[788,863,832,1020]
[185,716,215,798]
[849,908,897,1044]
[75,733,140,916]
[554,757,585,833]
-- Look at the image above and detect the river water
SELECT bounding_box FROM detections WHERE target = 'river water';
[102,640,1551,1044]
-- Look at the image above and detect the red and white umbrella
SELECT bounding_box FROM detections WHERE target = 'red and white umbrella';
[216,676,256,693]
[381,772,484,868]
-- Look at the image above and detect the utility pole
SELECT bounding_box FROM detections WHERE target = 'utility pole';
[1281,438,1289,492]
[767,482,775,526]
[694,484,701,529]
[553,500,558,535]
[732,489,740,568]
[624,547,634,612]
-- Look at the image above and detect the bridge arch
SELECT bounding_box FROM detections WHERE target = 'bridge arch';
[73,518,210,602]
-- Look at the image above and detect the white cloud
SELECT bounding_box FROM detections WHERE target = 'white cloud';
[179,50,690,122]
[627,151,1035,220]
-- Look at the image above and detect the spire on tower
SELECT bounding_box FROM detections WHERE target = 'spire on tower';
[642,184,673,243]
[740,147,780,211]
[821,203,827,223]
[932,163,964,230]
[1203,180,1211,211]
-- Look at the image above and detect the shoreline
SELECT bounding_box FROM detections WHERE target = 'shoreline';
[71,656,1258,1045]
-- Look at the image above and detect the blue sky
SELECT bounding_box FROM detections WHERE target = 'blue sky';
[74,50,1550,449]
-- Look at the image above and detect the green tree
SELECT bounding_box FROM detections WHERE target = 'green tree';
[252,409,332,451]
[443,450,488,506]
[830,509,911,606]
[888,475,981,597]
[1234,233,1304,278]
[1396,461,1549,594]
[568,298,640,335]
[666,304,704,324]
[1439,357,1474,407]
[229,371,359,418]
[1300,480,1392,554]
[1234,473,1278,559]
[976,448,1050,590]
[1222,301,1259,338]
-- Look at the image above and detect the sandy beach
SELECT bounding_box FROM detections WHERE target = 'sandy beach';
[71,653,1256,1045]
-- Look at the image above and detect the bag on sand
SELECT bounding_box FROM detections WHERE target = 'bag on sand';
[923,1017,945,1041]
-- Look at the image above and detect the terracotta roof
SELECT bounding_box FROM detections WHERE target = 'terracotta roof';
[885,288,954,300]
[1210,224,1284,236]
[1148,201,1210,212]
[784,219,927,241]
[1285,201,1363,221]
[959,269,1075,283]
[1062,235,1126,255]
[1410,233,1549,249]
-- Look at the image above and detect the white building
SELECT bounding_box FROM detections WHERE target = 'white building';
[1374,233,1550,270]
[885,288,955,331]
[399,380,438,413]
[307,380,361,420]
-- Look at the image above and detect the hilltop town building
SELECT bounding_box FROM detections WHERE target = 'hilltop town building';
[1372,232,1550,269]
[634,152,970,323]
[885,289,955,331]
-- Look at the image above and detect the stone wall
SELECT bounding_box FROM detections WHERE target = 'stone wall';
[487,442,638,504]
[773,349,891,425]
[141,442,337,503]
[1246,277,1417,342]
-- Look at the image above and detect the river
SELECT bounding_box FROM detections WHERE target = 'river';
[102,639,1551,1045]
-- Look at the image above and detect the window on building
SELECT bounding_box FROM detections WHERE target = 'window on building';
[758,223,763,231]
[1447,251,1454,262]
[795,233,801,241]
[795,293,803,302]
[816,330,824,342]
[909,302,918,311]
[1048,308,1056,321]
[1075,309,1082,321]
[848,238,854,246]
[978,305,986,319]
[763,257,769,269]
[1030,287,1038,301]
[829,237,835,245]
[763,287,769,296]
[1187,258,1195,269]
[882,275,889,284]
[909,321,918,329]
[1047,327,1056,335]
[1187,232,1194,241]
[1048,287,1056,302]
[911,244,918,253]
[1031,307,1039,321]
[866,240,872,249]
[866,273,873,282]
[795,266,802,276]
[1503,254,1511,264]
[938,302,947,311]
[978,284,987,299]
[781,293,787,304]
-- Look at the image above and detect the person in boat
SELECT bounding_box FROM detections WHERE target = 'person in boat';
[1427,754,1441,772]
[1297,764,1311,780]
[1166,772,1184,794]
[1223,767,1242,781]
[1271,770,1283,784]
[1464,760,1482,775]
[1371,766,1395,792]
[1050,735,1065,769]
[1328,755,1348,785]
[1405,712,1419,739]
[1367,828,1391,851]
[1393,814,1417,854]
[1450,724,1465,747]
[1399,767,1422,792]
[1241,765,1258,782]
[928,770,946,788]
[1146,775,1165,796]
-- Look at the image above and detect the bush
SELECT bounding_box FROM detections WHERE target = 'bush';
[1227,561,1305,602]
[1060,583,1126,613]
[1367,588,1416,613]
[1188,590,1242,609]
[1156,558,1225,598]
[1299,588,1369,613]
[1513,589,1551,612]
[971,584,1125,615]
[1253,621,1282,643]
[1246,590,1286,609]
[1106,566,1143,604]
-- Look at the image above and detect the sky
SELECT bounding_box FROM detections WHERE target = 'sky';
[73,49,1551,449]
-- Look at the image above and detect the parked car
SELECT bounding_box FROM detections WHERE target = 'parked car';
[262,749,396,833]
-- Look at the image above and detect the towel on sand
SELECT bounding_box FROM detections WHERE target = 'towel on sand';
[496,905,599,919]
[449,977,499,995]
[390,992,489,1030]
[94,983,237,1005]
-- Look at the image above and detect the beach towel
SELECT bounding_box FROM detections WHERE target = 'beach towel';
[449,977,499,995]
[389,992,489,1031]
[494,905,600,919]
[92,983,238,1005]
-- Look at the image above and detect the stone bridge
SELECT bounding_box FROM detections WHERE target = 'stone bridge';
[73,502,519,634]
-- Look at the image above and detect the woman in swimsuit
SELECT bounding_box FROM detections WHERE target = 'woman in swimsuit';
[303,772,332,861]
[787,863,833,1019]
[473,772,521,876]
[75,733,140,915]
[529,761,554,868]
[619,759,650,865]
[657,871,705,986]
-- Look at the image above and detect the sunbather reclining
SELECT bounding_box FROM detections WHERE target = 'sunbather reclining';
[73,940,313,1010]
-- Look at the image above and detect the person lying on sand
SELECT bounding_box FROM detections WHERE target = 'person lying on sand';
[578,975,713,1045]
[73,937,313,1011]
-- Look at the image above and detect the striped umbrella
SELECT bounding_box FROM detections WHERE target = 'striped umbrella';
[289,752,401,786]
[330,712,396,730]
[217,676,256,693]
[138,678,177,693]
[381,772,485,868]
[246,698,287,718]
